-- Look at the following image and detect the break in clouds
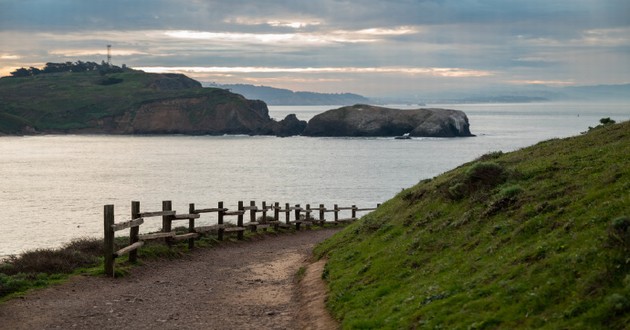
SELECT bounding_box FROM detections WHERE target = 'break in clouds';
[1,0,629,96]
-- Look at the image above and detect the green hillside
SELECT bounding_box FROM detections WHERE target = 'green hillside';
[0,69,245,134]
[315,121,630,329]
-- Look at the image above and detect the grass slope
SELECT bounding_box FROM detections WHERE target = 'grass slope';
[0,70,241,133]
[315,121,630,329]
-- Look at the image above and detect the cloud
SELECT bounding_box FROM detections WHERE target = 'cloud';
[1,0,629,96]
[162,25,419,46]
[136,65,493,78]
[0,54,21,60]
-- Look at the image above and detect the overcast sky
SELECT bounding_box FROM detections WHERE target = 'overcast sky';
[1,0,629,97]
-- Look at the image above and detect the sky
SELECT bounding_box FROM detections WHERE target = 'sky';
[1,0,629,98]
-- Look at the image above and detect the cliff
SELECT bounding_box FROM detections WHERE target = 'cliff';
[0,69,304,136]
[302,104,473,137]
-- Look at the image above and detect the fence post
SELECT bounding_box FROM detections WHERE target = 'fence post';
[261,201,268,232]
[352,204,357,219]
[249,200,257,232]
[188,203,196,250]
[218,201,225,241]
[334,204,339,225]
[162,200,173,246]
[294,204,301,231]
[285,203,290,226]
[273,202,280,230]
[129,201,140,263]
[237,201,244,240]
[104,204,115,277]
[319,204,325,226]
[305,204,311,230]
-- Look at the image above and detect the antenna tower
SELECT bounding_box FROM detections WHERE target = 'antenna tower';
[106,45,112,65]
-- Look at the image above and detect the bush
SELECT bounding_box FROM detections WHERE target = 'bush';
[606,217,630,278]
[465,162,505,187]
[498,184,524,199]
[63,237,103,257]
[0,237,101,276]
[443,162,508,201]
[0,273,30,297]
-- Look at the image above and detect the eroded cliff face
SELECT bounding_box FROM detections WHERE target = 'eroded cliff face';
[88,96,303,136]
[302,104,473,137]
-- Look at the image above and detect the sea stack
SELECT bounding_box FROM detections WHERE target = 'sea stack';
[302,104,474,137]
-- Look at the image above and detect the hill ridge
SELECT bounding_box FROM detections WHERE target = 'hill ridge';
[316,121,630,328]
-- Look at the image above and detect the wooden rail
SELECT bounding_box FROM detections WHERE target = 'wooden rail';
[104,200,380,276]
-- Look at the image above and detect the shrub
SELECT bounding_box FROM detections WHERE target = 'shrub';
[0,237,101,276]
[0,273,30,297]
[606,217,630,278]
[447,182,466,200]
[498,184,524,199]
[63,237,103,257]
[443,162,507,201]
[465,162,505,187]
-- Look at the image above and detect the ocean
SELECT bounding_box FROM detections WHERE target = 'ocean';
[0,102,628,257]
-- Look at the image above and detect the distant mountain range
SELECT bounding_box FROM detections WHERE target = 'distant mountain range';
[204,83,371,105]
[205,82,630,105]
[420,83,630,104]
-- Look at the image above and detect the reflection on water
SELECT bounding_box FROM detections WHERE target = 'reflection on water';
[0,102,628,256]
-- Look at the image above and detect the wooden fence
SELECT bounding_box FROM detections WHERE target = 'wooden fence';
[103,200,379,276]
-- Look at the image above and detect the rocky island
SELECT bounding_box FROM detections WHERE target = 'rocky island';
[302,104,473,137]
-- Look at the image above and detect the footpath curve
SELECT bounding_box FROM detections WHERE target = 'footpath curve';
[0,228,341,330]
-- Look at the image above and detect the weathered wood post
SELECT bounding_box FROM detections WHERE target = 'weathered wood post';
[162,200,173,246]
[261,201,268,232]
[285,203,291,226]
[273,202,280,230]
[188,203,196,250]
[129,201,140,263]
[319,203,325,226]
[104,204,115,277]
[249,200,257,232]
[352,204,357,219]
[218,201,225,241]
[305,204,311,230]
[294,204,301,230]
[237,201,244,240]
[334,204,339,225]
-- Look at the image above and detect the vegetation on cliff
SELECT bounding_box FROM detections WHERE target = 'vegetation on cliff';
[0,63,300,135]
[315,120,629,328]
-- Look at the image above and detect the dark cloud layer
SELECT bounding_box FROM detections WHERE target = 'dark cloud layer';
[1,0,628,96]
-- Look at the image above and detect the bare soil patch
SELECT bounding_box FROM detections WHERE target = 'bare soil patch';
[0,228,341,330]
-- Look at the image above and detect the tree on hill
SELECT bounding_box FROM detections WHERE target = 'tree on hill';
[9,67,30,77]
[9,61,128,78]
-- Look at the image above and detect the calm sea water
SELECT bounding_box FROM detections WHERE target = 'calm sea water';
[0,102,628,256]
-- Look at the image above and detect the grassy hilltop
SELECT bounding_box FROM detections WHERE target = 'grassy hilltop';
[316,121,630,329]
[0,66,273,135]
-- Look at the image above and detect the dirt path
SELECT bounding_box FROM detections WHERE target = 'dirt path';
[0,228,341,330]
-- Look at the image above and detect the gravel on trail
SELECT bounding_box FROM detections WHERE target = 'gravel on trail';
[0,228,341,330]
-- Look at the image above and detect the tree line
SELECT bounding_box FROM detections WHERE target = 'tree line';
[9,61,128,77]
